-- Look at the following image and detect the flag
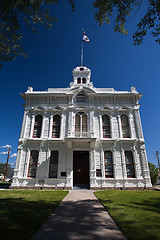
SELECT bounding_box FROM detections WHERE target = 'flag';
[82,29,89,43]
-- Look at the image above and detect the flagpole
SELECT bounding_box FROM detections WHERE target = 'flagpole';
[81,40,83,66]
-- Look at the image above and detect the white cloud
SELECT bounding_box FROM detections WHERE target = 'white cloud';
[10,162,15,166]
[0,145,12,148]
[11,153,17,158]
[0,151,8,155]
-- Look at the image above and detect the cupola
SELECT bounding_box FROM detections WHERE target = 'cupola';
[72,66,91,85]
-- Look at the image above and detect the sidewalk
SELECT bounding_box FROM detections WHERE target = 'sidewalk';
[32,190,127,240]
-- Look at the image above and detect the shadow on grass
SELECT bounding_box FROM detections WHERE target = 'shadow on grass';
[98,196,160,240]
[0,197,63,240]
[130,197,160,212]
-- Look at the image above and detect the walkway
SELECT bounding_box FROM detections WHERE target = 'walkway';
[32,190,127,240]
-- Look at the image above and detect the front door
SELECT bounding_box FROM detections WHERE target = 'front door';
[73,151,89,185]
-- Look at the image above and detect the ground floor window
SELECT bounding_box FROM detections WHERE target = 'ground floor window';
[125,151,135,178]
[49,150,58,178]
[104,151,114,178]
[28,150,39,178]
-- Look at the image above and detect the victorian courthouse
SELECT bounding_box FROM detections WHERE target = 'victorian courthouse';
[12,66,152,189]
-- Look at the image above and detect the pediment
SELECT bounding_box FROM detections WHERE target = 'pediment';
[69,86,96,94]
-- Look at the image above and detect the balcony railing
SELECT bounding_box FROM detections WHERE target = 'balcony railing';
[67,132,94,138]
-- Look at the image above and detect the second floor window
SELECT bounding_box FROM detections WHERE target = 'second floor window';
[52,115,61,138]
[75,112,87,135]
[121,114,130,138]
[102,115,111,138]
[33,115,42,138]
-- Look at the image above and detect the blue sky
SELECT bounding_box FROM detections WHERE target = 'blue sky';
[0,0,160,167]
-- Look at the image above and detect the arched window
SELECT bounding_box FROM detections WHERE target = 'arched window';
[104,151,113,178]
[82,77,86,84]
[102,115,111,138]
[33,115,42,138]
[52,115,61,138]
[28,150,39,178]
[125,151,135,178]
[49,150,58,178]
[77,77,81,84]
[121,114,130,138]
[75,112,87,137]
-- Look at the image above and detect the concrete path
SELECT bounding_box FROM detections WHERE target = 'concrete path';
[32,190,127,240]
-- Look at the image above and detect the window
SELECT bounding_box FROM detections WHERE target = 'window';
[82,77,86,84]
[104,151,114,178]
[49,151,58,178]
[102,115,111,138]
[121,114,130,138]
[77,77,81,84]
[125,151,135,178]
[28,150,39,178]
[33,115,42,138]
[75,112,87,136]
[52,115,61,138]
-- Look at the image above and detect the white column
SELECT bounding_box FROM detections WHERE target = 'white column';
[41,114,45,138]
[101,149,105,179]
[36,147,42,178]
[68,111,73,137]
[140,148,152,187]
[128,112,134,138]
[134,109,143,139]
[30,115,35,138]
[66,148,73,188]
[15,149,22,170]
[49,115,53,138]
[60,112,65,138]
[13,148,22,181]
[132,145,138,178]
[112,147,117,179]
[137,110,144,139]
[90,149,96,187]
[23,148,30,178]
[110,115,114,138]
[90,110,94,137]
[45,149,50,178]
[117,114,122,138]
[99,114,103,139]
[20,111,27,138]
[121,149,127,178]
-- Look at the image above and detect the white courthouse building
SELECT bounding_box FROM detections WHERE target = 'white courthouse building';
[12,65,152,189]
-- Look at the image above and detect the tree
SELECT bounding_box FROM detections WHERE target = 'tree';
[0,163,11,178]
[148,162,159,186]
[1,1,160,68]
[0,0,75,68]
[93,0,160,45]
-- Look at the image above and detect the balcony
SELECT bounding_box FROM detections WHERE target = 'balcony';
[67,132,94,138]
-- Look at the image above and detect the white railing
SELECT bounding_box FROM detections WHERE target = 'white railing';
[68,132,94,138]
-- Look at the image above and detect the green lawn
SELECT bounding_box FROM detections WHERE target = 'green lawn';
[95,190,160,240]
[0,190,68,240]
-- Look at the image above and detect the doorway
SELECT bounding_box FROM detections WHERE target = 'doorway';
[73,151,89,187]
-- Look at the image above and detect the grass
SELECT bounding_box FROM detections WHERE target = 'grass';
[94,190,160,240]
[0,190,68,240]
